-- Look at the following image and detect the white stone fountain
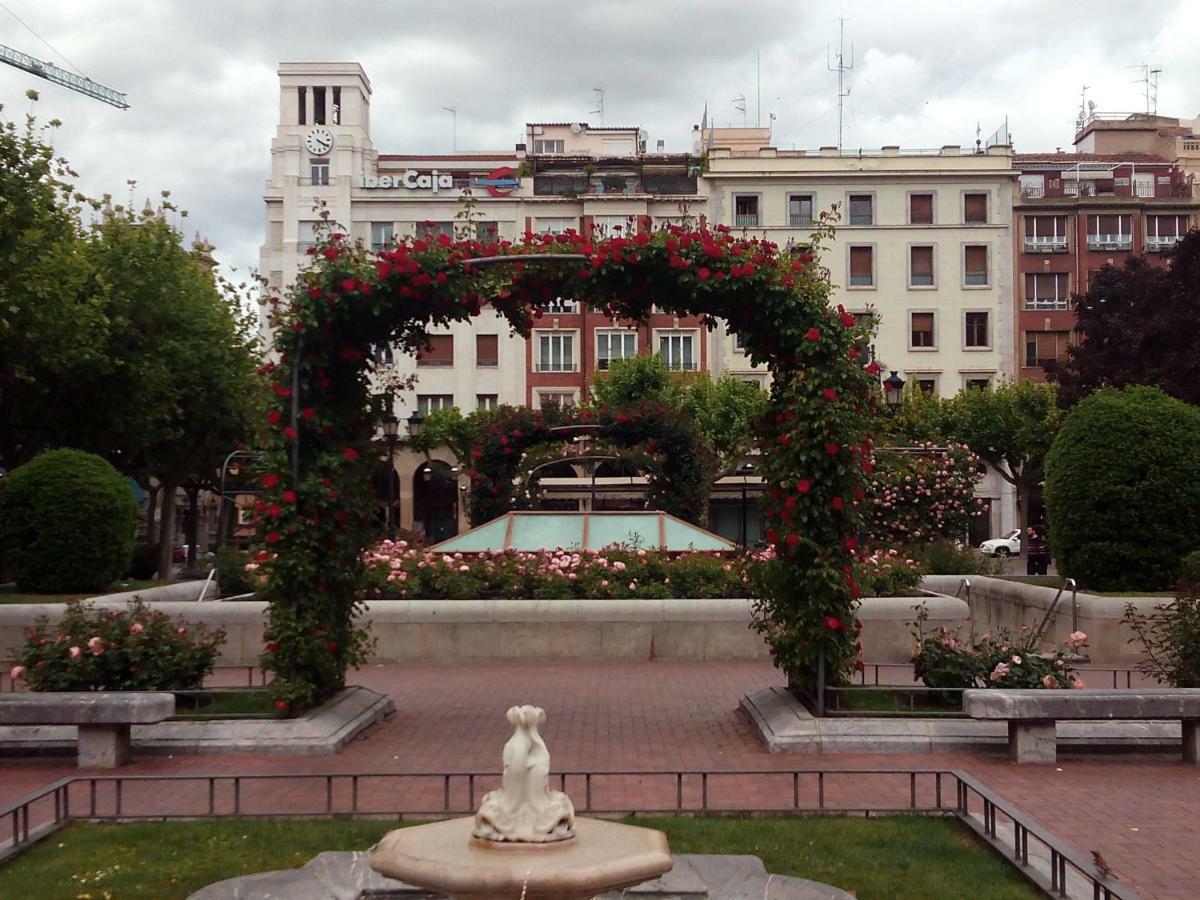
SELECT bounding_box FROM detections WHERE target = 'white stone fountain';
[368,704,673,900]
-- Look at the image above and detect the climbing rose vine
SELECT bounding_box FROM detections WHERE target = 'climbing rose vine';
[256,224,877,706]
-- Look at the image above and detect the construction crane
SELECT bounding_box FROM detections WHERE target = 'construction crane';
[1,42,128,108]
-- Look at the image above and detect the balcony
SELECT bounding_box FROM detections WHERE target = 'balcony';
[1020,186,1045,199]
[1086,233,1132,250]
[1146,235,1183,252]
[416,359,454,368]
[535,362,575,373]
[1024,298,1070,311]
[1023,236,1069,253]
[734,215,760,228]
[476,358,499,368]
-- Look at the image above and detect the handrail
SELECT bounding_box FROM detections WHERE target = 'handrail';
[954,577,971,605]
[1032,578,1078,646]
[196,568,217,602]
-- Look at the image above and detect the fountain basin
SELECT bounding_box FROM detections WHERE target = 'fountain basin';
[370,816,672,900]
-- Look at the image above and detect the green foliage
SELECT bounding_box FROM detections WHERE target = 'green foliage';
[1045,386,1200,591]
[215,545,256,596]
[0,449,137,593]
[10,599,224,691]
[865,443,985,544]
[902,539,1002,576]
[1123,575,1200,687]
[877,386,949,443]
[590,353,684,408]
[128,544,162,580]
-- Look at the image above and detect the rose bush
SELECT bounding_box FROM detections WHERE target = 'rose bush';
[11,600,225,692]
[865,442,986,545]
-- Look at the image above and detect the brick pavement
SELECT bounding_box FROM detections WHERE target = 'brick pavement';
[1,660,1196,898]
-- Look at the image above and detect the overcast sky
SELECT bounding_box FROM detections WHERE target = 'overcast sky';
[2,0,1197,280]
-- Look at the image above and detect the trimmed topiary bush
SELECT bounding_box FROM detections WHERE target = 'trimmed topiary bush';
[1044,386,1200,591]
[0,449,138,594]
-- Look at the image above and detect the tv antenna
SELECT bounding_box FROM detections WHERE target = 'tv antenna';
[732,94,747,127]
[1075,85,1091,132]
[591,87,605,125]
[1128,63,1161,115]
[827,17,854,149]
[442,106,457,153]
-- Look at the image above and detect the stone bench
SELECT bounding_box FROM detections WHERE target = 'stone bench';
[0,692,175,768]
[963,688,1200,764]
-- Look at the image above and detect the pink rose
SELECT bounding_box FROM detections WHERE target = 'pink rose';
[130,622,145,635]
[1041,674,1057,689]
[68,646,82,660]
[1067,630,1087,645]
[9,665,26,680]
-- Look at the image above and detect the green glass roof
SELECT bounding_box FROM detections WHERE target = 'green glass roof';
[430,511,737,553]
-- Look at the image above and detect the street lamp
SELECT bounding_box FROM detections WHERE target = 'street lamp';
[737,462,757,548]
[883,370,906,408]
[382,415,400,537]
[407,410,424,439]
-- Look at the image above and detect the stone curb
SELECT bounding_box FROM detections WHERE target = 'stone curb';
[0,686,394,757]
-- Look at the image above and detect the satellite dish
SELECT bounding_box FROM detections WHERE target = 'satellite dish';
[639,129,650,142]
[570,122,582,134]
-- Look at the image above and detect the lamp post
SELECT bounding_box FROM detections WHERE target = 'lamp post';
[883,370,906,408]
[737,462,757,548]
[407,410,424,440]
[382,415,400,538]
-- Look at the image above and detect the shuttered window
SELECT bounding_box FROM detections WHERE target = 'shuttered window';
[909,193,934,224]
[964,246,989,285]
[417,335,454,367]
[910,246,934,286]
[476,334,498,367]
[910,313,935,348]
[849,246,873,286]
[964,193,988,224]
[1024,331,1070,368]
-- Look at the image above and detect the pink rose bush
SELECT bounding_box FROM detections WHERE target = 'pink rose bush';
[865,443,987,545]
[12,600,224,692]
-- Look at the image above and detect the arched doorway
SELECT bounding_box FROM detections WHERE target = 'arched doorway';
[413,460,458,542]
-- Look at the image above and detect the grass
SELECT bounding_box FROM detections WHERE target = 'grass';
[0,816,1039,900]
[0,580,168,605]
[824,686,963,716]
[170,689,281,719]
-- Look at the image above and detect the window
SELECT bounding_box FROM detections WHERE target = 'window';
[415,221,454,239]
[593,215,635,237]
[474,221,499,242]
[734,331,748,352]
[1133,172,1155,198]
[331,86,341,124]
[1023,215,1069,251]
[849,246,874,287]
[538,391,576,409]
[537,333,575,372]
[416,335,454,367]
[537,217,575,235]
[477,394,498,411]
[1018,174,1045,198]
[542,297,578,314]
[909,193,934,225]
[1146,214,1189,250]
[909,246,934,287]
[533,139,565,154]
[734,195,759,227]
[596,330,637,370]
[658,331,697,371]
[476,334,498,367]
[298,220,320,251]
[312,86,326,125]
[914,377,938,396]
[910,312,936,349]
[963,193,988,224]
[1024,331,1070,368]
[416,394,454,414]
[964,376,992,391]
[309,158,330,186]
[964,311,990,349]
[964,245,989,286]
[788,194,814,227]
[1024,273,1070,310]
[370,222,394,251]
[298,87,306,125]
[848,194,873,225]
[1085,214,1132,249]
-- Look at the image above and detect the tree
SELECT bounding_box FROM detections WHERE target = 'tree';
[941,381,1061,529]
[1044,386,1200,591]
[1049,230,1200,406]
[590,353,683,408]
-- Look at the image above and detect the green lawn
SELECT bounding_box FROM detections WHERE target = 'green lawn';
[171,689,281,718]
[0,816,1038,900]
[0,580,169,605]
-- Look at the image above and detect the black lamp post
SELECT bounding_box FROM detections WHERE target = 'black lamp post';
[407,410,424,439]
[883,370,906,408]
[382,415,400,537]
[737,462,757,548]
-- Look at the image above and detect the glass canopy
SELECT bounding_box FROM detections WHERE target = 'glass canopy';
[429,511,737,553]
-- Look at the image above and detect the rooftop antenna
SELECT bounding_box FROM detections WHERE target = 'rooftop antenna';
[732,94,747,127]
[1075,84,1090,133]
[591,87,605,126]
[826,17,854,149]
[442,106,457,153]
[1128,63,1162,115]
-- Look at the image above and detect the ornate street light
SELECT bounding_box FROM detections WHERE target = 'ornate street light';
[883,370,906,407]
[407,410,424,438]
[382,415,400,537]
[737,461,757,549]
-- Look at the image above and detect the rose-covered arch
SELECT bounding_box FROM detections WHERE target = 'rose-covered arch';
[257,226,878,708]
[465,402,716,526]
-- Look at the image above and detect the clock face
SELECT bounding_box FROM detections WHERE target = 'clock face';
[305,128,334,155]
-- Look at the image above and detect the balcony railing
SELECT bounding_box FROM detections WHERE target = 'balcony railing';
[416,359,454,368]
[789,215,814,227]
[1020,186,1045,199]
[1022,236,1068,253]
[734,215,760,228]
[476,358,499,368]
[1024,298,1070,311]
[1146,235,1183,252]
[535,362,576,373]
[1086,233,1132,250]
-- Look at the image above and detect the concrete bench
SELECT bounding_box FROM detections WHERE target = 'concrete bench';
[0,692,175,768]
[964,688,1200,764]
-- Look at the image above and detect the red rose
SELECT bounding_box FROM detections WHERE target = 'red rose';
[786,532,799,548]
[805,328,821,342]
[275,699,289,710]
[839,310,856,328]
[825,616,842,631]
[271,384,292,398]
[281,490,297,503]
[264,640,279,653]
[343,447,358,461]
[854,659,865,672]
[697,267,711,281]
[265,531,281,544]
[301,407,316,421]
[822,388,838,401]
[326,641,338,653]
[254,500,266,513]
[267,504,282,518]
[865,361,881,376]
[831,496,844,510]
[843,536,859,552]
[742,263,756,276]
[340,278,356,293]
[282,427,297,440]
[322,248,339,260]
[784,495,797,510]
[824,442,840,456]
[266,410,282,425]
[261,473,280,489]
[797,479,812,494]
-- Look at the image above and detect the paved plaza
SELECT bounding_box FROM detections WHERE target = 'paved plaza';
[1,660,1197,898]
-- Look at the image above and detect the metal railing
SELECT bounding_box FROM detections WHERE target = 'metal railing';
[1024,297,1071,311]
[1020,186,1046,199]
[733,215,760,228]
[1085,234,1132,250]
[1032,578,1079,646]
[0,768,1138,898]
[1022,235,1068,251]
[1145,235,1183,251]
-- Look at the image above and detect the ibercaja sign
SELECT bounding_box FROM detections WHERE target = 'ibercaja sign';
[359,170,454,192]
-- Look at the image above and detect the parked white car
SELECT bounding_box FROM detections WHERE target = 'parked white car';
[979,529,1022,557]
